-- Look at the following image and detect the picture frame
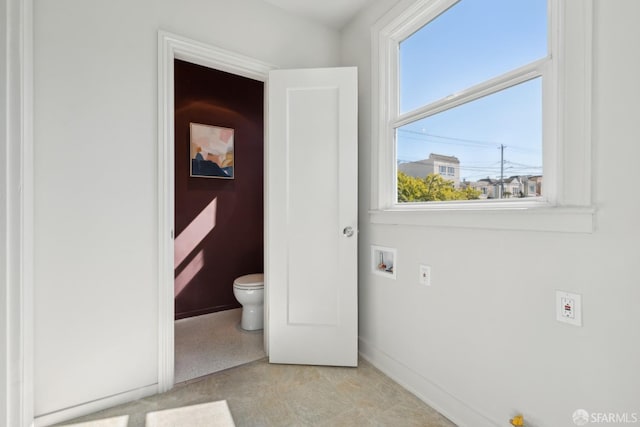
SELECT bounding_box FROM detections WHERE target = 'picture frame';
[189,123,235,179]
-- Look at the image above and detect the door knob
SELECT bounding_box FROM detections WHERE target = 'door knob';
[343,226,355,237]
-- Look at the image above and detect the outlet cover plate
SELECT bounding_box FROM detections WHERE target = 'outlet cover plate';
[419,265,431,286]
[556,290,582,326]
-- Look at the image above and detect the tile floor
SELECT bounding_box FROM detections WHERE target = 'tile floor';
[58,309,455,426]
[59,357,456,426]
[174,308,266,383]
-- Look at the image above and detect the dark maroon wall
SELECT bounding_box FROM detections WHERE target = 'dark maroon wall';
[174,59,264,320]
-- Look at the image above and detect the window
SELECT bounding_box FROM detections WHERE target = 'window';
[396,0,546,204]
[371,0,594,232]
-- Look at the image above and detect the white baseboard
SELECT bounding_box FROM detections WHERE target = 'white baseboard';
[33,384,158,427]
[358,338,498,427]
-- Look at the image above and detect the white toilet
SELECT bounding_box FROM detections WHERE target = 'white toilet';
[232,273,264,331]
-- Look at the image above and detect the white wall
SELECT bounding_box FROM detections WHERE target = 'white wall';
[1,1,9,424]
[344,0,640,426]
[33,0,340,419]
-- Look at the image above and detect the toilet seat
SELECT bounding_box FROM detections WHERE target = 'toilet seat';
[233,273,264,290]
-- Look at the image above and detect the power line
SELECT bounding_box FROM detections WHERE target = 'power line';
[505,160,542,169]
[397,128,542,153]
[398,128,499,147]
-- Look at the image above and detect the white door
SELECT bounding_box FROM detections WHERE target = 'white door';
[267,67,358,367]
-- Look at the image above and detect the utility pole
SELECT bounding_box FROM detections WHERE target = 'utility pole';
[499,144,505,198]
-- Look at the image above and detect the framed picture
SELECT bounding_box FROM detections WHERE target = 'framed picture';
[190,123,235,179]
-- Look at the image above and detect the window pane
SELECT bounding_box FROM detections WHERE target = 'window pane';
[396,77,542,203]
[399,0,547,113]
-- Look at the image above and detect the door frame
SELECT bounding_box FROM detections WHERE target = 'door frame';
[157,31,275,392]
[3,0,34,425]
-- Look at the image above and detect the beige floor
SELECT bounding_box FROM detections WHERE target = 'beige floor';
[174,308,266,383]
[59,357,456,426]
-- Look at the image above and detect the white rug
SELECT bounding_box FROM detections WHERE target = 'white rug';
[174,308,265,383]
[146,400,235,427]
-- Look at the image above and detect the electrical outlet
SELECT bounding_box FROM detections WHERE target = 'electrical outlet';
[561,297,575,319]
[419,265,431,286]
[556,291,582,326]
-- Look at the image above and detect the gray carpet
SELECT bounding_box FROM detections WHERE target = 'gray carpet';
[174,308,265,384]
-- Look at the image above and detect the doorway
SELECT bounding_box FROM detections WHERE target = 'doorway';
[157,31,275,391]
[158,32,359,392]
[172,59,266,383]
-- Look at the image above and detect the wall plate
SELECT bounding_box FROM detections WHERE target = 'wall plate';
[419,264,431,286]
[556,290,582,326]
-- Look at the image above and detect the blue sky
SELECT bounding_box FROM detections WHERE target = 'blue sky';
[397,0,547,181]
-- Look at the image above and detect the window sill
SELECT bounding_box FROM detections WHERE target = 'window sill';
[369,203,595,233]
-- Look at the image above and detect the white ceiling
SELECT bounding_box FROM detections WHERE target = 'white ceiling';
[261,0,372,29]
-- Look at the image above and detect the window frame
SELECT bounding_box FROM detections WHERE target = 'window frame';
[370,0,595,233]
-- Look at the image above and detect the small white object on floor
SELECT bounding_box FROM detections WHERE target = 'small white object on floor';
[145,400,235,427]
[60,415,129,427]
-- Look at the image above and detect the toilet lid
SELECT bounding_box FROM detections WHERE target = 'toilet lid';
[234,273,264,289]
